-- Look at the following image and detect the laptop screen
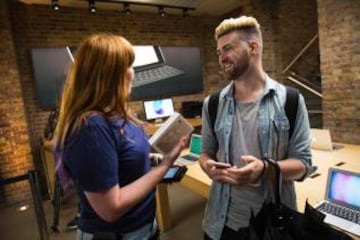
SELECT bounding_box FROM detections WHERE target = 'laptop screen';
[327,169,360,210]
[189,134,202,155]
[143,98,175,121]
[133,45,164,71]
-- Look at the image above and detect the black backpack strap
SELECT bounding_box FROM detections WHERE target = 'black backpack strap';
[285,86,300,140]
[208,91,220,153]
[208,90,220,136]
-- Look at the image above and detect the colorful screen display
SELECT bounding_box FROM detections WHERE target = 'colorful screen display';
[328,171,360,208]
[143,98,175,121]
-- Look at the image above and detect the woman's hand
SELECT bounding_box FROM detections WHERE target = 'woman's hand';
[161,135,189,167]
[149,153,163,166]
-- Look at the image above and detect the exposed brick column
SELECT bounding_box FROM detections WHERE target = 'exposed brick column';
[317,0,360,144]
[0,0,33,206]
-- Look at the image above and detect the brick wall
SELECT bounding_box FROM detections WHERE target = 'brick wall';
[3,1,221,205]
[225,1,322,129]
[277,0,318,74]
[318,0,360,144]
[224,0,319,83]
[0,0,320,205]
[0,0,33,206]
[7,2,220,153]
[277,0,322,127]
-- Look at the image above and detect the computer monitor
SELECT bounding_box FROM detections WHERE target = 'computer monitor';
[131,46,184,89]
[143,98,175,121]
[31,46,76,109]
[189,134,202,156]
[130,46,203,100]
[133,45,164,71]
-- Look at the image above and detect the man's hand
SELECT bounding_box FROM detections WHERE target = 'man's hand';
[204,156,265,185]
[202,159,233,181]
[225,155,264,185]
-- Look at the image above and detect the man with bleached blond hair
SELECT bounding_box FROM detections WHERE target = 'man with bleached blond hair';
[199,16,312,240]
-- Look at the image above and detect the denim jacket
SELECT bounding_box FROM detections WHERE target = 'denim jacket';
[201,75,312,240]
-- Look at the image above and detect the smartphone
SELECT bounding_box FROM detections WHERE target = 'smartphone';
[161,166,187,183]
[163,167,181,179]
[213,162,232,169]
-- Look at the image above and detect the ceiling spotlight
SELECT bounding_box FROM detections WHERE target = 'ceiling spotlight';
[51,0,59,11]
[88,0,96,14]
[158,6,165,17]
[123,3,132,15]
[183,8,190,18]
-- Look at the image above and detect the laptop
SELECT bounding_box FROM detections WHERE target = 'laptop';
[143,98,175,122]
[314,168,360,236]
[132,45,184,88]
[311,128,340,151]
[175,134,202,166]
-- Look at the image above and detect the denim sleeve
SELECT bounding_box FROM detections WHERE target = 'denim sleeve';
[201,96,218,157]
[287,93,313,181]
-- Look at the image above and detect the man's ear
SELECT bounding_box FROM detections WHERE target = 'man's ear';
[249,41,260,55]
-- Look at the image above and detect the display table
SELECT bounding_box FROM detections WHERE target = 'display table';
[156,143,360,238]
[40,139,56,199]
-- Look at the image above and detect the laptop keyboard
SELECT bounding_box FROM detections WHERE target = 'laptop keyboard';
[133,65,184,87]
[182,154,198,162]
[317,202,360,224]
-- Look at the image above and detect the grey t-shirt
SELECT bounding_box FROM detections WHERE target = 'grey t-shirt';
[226,98,264,230]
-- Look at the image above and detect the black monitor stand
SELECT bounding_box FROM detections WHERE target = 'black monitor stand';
[154,118,165,126]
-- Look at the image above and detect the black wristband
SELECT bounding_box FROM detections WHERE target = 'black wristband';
[258,159,266,179]
[252,159,266,184]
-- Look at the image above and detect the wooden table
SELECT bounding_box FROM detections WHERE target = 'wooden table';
[156,143,360,239]
[295,144,360,211]
[40,139,56,199]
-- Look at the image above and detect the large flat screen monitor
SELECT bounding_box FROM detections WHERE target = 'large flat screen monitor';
[143,98,175,121]
[30,45,202,109]
[31,46,75,109]
[131,46,203,100]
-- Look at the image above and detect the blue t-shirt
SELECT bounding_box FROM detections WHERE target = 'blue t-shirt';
[63,115,155,233]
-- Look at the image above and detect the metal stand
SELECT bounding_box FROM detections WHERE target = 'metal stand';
[0,170,50,240]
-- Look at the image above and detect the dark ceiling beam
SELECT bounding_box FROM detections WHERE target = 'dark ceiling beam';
[88,0,196,11]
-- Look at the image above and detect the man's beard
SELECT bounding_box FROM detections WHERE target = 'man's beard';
[224,61,249,80]
[223,53,250,80]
